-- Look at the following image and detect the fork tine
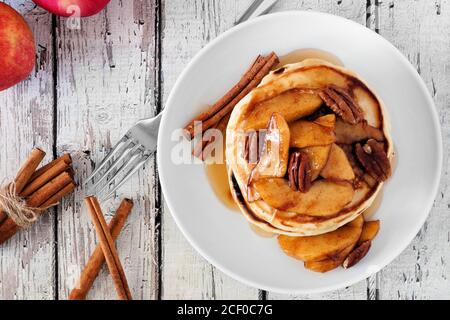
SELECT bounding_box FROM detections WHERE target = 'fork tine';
[101,153,149,201]
[96,149,143,195]
[90,142,137,190]
[84,135,131,185]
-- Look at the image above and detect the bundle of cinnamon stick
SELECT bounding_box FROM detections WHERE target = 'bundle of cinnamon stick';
[185,52,279,159]
[0,148,76,244]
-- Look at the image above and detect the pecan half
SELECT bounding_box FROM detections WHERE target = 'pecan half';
[342,240,372,269]
[243,131,261,164]
[319,85,363,124]
[288,152,312,193]
[338,144,364,181]
[355,139,391,182]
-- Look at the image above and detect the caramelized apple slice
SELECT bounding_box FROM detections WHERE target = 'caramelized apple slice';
[313,114,336,128]
[254,178,354,216]
[247,113,290,201]
[262,59,382,127]
[320,144,355,181]
[358,220,380,245]
[278,215,363,262]
[304,245,354,273]
[289,116,336,149]
[249,113,290,178]
[244,89,323,130]
[335,118,384,144]
[300,145,332,181]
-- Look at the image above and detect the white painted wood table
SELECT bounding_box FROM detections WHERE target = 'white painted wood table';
[0,0,448,300]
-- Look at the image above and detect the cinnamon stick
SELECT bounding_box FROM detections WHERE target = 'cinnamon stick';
[0,148,46,226]
[184,55,265,136]
[192,134,215,160]
[0,172,74,245]
[21,160,70,197]
[84,197,132,300]
[27,171,73,207]
[193,112,231,160]
[215,111,232,133]
[14,148,46,194]
[29,154,72,182]
[69,199,134,300]
[184,52,279,139]
[199,52,279,135]
[40,182,77,208]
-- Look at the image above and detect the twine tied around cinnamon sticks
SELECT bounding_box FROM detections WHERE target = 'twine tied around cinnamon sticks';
[0,182,39,228]
[0,148,76,245]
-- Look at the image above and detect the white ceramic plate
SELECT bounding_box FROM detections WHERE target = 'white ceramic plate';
[157,11,442,294]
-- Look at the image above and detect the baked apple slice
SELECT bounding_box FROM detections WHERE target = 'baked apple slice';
[289,115,336,149]
[254,178,354,216]
[313,114,336,128]
[247,113,290,201]
[243,89,323,130]
[248,112,290,178]
[304,244,354,273]
[306,217,371,272]
[358,220,380,245]
[320,144,355,181]
[278,215,363,262]
[299,145,332,181]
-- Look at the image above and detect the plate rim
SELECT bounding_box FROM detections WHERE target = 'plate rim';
[157,10,443,294]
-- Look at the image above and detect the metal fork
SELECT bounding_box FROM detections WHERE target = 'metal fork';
[85,113,162,199]
[86,0,279,200]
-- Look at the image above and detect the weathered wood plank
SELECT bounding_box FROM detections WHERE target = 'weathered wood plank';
[0,1,55,299]
[55,0,159,299]
[375,0,450,300]
[266,0,369,300]
[160,0,260,299]
[273,0,367,18]
[2,0,448,300]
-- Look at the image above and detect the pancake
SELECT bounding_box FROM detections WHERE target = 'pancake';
[226,59,393,236]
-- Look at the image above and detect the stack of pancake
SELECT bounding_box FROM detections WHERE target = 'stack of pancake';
[226,59,393,237]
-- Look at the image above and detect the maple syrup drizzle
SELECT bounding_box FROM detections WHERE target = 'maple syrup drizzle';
[275,48,344,69]
[204,159,239,212]
[203,124,239,211]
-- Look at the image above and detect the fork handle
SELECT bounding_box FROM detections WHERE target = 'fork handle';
[138,112,163,135]
[133,112,163,154]
[140,112,163,127]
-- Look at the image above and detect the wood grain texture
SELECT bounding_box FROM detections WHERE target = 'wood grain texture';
[375,0,450,300]
[273,0,366,18]
[160,0,260,299]
[0,1,55,299]
[55,0,159,299]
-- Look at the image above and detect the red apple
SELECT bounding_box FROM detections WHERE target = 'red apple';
[0,3,36,91]
[33,0,110,17]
